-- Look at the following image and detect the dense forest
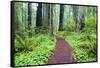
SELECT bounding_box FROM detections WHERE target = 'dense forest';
[12,2,97,66]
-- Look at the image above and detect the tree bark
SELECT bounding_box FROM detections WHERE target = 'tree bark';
[36,3,42,27]
[35,3,42,33]
[28,3,32,37]
[73,6,85,32]
[42,4,49,27]
[77,6,85,32]
[59,4,64,31]
[53,5,60,34]
[48,4,53,36]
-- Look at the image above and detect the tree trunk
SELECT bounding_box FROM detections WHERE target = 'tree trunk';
[36,3,42,27]
[73,6,85,32]
[77,6,85,32]
[15,2,23,32]
[35,3,42,33]
[53,5,60,34]
[42,4,49,28]
[59,4,64,31]
[51,5,53,36]
[48,4,53,36]
[31,3,37,35]
[28,3,32,37]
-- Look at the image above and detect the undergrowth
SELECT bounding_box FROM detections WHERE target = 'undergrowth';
[15,34,55,66]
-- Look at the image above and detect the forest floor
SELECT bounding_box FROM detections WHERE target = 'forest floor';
[48,36,74,64]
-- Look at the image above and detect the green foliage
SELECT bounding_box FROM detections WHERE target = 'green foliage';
[79,34,96,55]
[85,16,96,27]
[35,26,48,34]
[56,31,73,38]
[15,35,55,66]
[39,26,48,34]
[64,32,96,62]
[64,19,76,31]
[15,34,36,52]
[84,16,96,33]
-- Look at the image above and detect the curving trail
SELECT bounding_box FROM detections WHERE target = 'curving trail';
[48,36,74,64]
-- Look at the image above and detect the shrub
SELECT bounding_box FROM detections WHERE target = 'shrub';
[65,32,97,62]
[15,34,55,66]
[64,19,75,31]
[15,34,36,52]
[85,16,96,28]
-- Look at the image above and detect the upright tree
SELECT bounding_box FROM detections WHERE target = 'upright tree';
[48,4,53,36]
[31,3,37,34]
[28,2,32,37]
[42,4,49,27]
[59,4,64,31]
[52,5,60,34]
[36,3,42,27]
[14,2,23,35]
[35,3,42,33]
[73,6,85,32]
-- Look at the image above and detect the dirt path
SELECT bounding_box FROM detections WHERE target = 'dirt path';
[48,36,74,64]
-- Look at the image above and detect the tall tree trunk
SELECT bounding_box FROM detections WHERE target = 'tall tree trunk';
[59,4,64,31]
[51,5,53,36]
[28,3,32,37]
[73,6,85,32]
[42,4,49,28]
[31,3,37,35]
[22,3,24,32]
[77,6,85,32]
[73,6,78,31]
[48,4,53,36]
[14,2,23,36]
[53,5,60,34]
[35,3,42,33]
[36,3,42,27]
